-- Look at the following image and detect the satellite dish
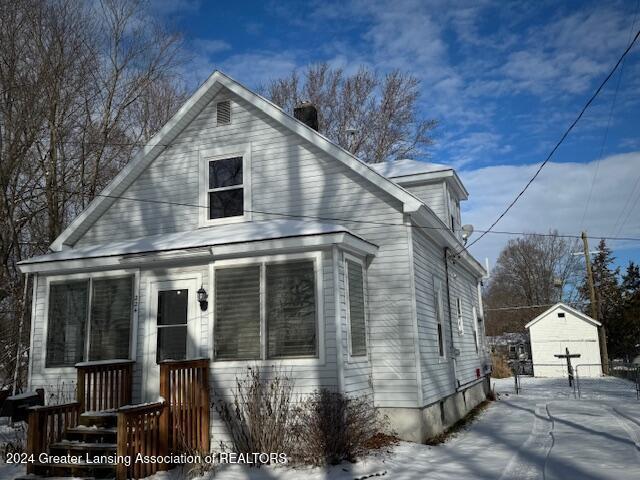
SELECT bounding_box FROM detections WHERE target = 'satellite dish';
[461,224,474,244]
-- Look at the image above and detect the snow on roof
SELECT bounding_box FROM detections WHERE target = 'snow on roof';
[370,159,453,178]
[19,219,356,265]
[525,302,601,329]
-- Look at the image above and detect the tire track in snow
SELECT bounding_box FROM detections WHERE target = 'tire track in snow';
[610,406,640,463]
[499,402,554,480]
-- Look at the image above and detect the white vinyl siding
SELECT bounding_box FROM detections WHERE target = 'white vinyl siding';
[71,88,417,409]
[403,182,447,223]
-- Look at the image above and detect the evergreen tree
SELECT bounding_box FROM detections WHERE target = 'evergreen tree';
[616,262,640,360]
[579,240,624,356]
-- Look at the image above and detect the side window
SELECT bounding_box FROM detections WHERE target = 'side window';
[456,297,464,334]
[346,258,367,357]
[434,278,445,357]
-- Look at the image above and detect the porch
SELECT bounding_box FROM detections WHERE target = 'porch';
[26,358,210,480]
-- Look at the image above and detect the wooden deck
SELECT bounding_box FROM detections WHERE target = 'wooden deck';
[26,359,210,480]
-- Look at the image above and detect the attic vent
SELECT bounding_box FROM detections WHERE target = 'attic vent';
[558,312,565,318]
[217,100,231,125]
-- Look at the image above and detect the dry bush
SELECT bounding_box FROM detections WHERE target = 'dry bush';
[213,367,295,465]
[292,390,386,466]
[0,421,26,459]
[490,352,512,379]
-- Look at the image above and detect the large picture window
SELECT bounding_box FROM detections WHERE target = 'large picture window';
[214,259,318,361]
[346,259,367,357]
[46,275,134,368]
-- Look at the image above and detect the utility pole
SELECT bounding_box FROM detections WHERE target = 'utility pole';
[582,231,609,374]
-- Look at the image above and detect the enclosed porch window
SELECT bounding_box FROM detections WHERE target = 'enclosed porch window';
[214,258,318,361]
[46,275,134,368]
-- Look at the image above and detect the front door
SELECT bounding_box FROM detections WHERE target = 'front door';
[143,278,199,401]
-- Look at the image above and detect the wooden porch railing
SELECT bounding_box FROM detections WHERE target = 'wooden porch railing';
[26,402,81,474]
[76,359,134,412]
[116,401,168,480]
[159,358,210,453]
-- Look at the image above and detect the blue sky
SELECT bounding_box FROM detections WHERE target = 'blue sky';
[154,0,640,271]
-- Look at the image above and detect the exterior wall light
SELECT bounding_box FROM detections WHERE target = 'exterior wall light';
[197,285,208,311]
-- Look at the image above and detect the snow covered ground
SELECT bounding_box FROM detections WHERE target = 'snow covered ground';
[2,376,639,479]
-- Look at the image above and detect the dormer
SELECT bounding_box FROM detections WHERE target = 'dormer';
[371,159,469,239]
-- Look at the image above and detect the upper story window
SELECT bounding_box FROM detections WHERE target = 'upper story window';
[199,145,252,226]
[208,156,243,219]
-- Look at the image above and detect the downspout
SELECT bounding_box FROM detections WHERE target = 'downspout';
[443,247,459,389]
[332,246,345,393]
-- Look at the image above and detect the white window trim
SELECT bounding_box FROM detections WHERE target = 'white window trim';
[456,297,464,335]
[41,269,140,375]
[434,276,447,362]
[209,252,325,368]
[141,272,203,402]
[472,305,479,354]
[198,143,252,227]
[344,253,368,361]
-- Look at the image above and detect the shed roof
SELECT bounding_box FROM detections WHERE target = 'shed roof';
[525,302,602,329]
[18,219,370,266]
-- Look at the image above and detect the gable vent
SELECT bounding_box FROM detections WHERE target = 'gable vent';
[217,100,231,125]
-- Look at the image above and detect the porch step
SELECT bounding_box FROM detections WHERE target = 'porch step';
[15,476,100,480]
[65,427,117,444]
[30,462,115,479]
[49,441,117,459]
[79,411,117,428]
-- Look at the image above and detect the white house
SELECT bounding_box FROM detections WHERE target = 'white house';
[526,303,602,378]
[18,70,490,454]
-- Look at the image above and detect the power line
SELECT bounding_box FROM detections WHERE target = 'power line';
[464,27,640,252]
[15,185,640,244]
[484,302,585,312]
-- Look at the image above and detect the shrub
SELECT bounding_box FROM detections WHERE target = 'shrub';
[292,389,386,466]
[213,366,295,465]
[490,352,512,379]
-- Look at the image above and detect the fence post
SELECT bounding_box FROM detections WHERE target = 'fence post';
[116,412,127,480]
[77,368,86,413]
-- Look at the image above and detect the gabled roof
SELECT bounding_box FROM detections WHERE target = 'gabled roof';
[45,70,484,276]
[525,302,602,329]
[371,159,452,177]
[49,71,422,252]
[371,159,469,200]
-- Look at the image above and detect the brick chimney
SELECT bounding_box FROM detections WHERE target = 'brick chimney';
[293,101,318,130]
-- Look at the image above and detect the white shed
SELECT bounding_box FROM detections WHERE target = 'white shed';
[525,303,602,378]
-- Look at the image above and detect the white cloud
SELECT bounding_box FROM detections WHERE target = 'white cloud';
[192,39,231,55]
[461,152,640,266]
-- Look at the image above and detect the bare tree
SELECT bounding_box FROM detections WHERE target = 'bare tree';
[0,0,187,391]
[266,64,437,163]
[484,233,584,336]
